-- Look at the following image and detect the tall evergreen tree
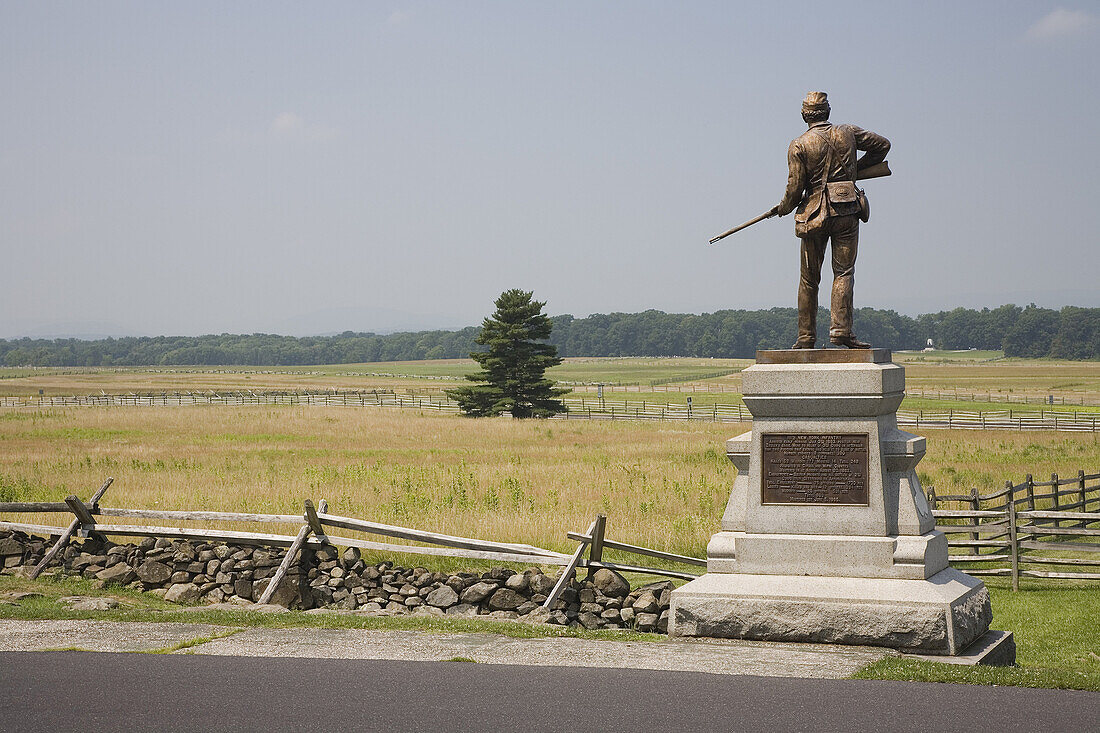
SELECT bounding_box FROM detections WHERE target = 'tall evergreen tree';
[446,289,569,418]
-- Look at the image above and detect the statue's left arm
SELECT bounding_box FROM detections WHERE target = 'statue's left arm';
[851,126,890,173]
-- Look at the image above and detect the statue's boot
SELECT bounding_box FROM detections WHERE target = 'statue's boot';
[791,339,816,349]
[830,335,871,349]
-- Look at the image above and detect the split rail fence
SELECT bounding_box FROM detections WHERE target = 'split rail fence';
[0,480,703,606]
[3,391,1099,432]
[929,470,1100,590]
[908,388,1100,408]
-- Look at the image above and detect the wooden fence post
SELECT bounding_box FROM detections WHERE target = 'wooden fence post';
[258,500,320,605]
[64,495,97,534]
[589,514,606,566]
[1006,480,1019,592]
[969,487,981,556]
[1050,473,1060,529]
[304,499,328,544]
[1025,474,1035,511]
[542,517,599,610]
[29,477,113,580]
[257,524,312,605]
[1078,470,1088,527]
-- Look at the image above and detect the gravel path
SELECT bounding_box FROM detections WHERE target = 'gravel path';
[0,620,234,652]
[0,619,885,678]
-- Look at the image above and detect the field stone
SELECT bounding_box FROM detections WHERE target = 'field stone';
[635,612,659,632]
[135,560,173,585]
[591,568,630,598]
[488,588,526,612]
[522,607,552,625]
[445,603,479,617]
[96,564,137,585]
[425,585,459,608]
[528,573,555,596]
[459,581,497,604]
[251,603,290,614]
[546,610,569,625]
[632,592,660,615]
[164,583,201,604]
[63,597,120,611]
[342,547,361,566]
[251,578,299,609]
[577,611,602,630]
[504,573,528,593]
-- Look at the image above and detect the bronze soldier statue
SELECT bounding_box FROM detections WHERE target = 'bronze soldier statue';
[776,92,890,349]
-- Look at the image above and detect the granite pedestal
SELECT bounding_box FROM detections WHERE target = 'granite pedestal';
[669,349,1009,659]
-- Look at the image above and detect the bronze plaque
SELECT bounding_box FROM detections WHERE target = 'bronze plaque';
[761,433,869,505]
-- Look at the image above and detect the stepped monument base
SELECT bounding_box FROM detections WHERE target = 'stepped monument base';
[669,349,1012,660]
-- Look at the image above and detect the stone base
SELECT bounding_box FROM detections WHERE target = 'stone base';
[669,567,992,655]
[903,629,1016,666]
[706,531,948,580]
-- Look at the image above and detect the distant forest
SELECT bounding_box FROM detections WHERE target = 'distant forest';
[2,305,1098,366]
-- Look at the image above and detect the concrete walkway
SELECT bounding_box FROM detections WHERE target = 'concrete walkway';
[0,619,887,678]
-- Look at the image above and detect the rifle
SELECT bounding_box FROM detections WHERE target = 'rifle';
[708,161,891,245]
[708,206,778,245]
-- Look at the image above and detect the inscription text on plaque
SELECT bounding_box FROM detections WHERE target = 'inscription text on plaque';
[761,433,869,505]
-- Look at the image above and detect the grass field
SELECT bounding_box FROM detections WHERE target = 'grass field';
[1,406,1097,551]
[5,355,1100,410]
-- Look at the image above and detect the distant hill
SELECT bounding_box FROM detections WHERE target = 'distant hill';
[1,304,1097,366]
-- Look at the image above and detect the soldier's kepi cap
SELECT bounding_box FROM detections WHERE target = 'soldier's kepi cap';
[802,91,829,112]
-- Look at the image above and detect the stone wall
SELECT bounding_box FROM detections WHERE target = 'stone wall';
[0,529,671,633]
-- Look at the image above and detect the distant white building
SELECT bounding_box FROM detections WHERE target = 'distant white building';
[922,338,935,353]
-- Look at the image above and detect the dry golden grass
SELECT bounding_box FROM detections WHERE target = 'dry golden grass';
[2,406,1098,563]
[0,407,737,558]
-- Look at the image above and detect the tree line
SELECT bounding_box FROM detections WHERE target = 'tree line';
[2,304,1097,367]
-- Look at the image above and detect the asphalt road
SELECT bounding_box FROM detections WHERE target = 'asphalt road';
[2,652,1097,733]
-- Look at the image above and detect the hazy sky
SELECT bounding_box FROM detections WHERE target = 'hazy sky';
[2,2,1098,337]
